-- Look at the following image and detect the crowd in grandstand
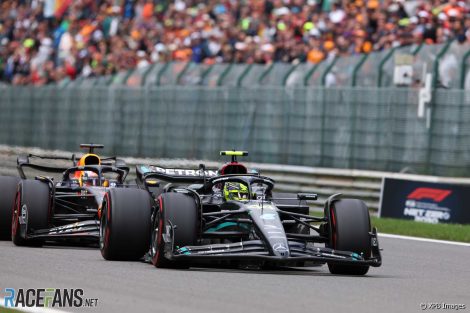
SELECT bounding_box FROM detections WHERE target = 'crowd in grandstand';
[0,0,469,85]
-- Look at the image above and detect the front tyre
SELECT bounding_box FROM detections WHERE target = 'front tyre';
[327,199,371,275]
[150,192,198,268]
[100,188,152,261]
[12,180,50,246]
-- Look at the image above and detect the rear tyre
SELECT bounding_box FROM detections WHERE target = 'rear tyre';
[327,199,371,275]
[150,192,198,268]
[100,188,152,261]
[0,176,20,240]
[12,180,50,246]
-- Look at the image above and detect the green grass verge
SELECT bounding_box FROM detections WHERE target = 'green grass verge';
[311,211,470,243]
[0,307,24,313]
[370,216,470,243]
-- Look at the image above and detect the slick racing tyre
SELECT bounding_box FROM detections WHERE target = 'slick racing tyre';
[100,188,152,260]
[150,192,198,268]
[0,176,20,240]
[12,180,50,246]
[327,199,371,275]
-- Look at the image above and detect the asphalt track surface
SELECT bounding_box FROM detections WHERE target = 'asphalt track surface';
[1,236,469,313]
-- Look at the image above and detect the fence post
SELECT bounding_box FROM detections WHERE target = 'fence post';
[237,64,253,87]
[412,43,424,56]
[200,64,214,85]
[432,40,453,88]
[104,75,113,86]
[176,62,192,85]
[257,64,274,85]
[460,50,470,89]
[352,54,369,87]
[122,69,134,85]
[303,62,321,86]
[377,47,396,87]
[156,62,171,86]
[282,64,299,86]
[141,64,156,86]
[321,56,338,86]
[424,41,453,174]
[217,64,233,86]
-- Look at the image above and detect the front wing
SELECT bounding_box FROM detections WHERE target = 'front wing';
[167,228,382,267]
[25,220,99,242]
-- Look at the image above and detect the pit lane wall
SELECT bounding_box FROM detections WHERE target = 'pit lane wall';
[2,145,470,215]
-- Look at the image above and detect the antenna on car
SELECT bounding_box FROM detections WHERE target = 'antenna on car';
[199,163,207,187]
[80,144,104,154]
[220,150,248,163]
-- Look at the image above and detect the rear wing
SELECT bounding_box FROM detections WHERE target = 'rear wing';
[17,154,129,180]
[136,165,219,184]
[17,154,75,179]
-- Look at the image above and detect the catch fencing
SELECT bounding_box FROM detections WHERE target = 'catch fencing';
[61,41,470,89]
[0,85,469,177]
[1,42,469,176]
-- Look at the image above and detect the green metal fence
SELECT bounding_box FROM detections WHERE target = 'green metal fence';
[1,85,469,177]
[0,42,469,176]
[65,42,469,89]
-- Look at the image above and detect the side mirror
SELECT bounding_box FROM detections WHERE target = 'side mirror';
[297,193,318,201]
[17,154,29,165]
[145,179,160,187]
[115,158,127,168]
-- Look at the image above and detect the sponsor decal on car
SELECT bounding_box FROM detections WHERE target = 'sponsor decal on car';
[141,165,218,177]
[272,243,288,252]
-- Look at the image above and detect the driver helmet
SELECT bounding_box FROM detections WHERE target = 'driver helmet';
[223,182,249,201]
[80,171,99,186]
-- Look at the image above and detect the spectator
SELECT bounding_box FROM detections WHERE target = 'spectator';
[0,0,468,85]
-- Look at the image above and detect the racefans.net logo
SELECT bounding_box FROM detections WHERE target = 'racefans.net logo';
[2,288,98,308]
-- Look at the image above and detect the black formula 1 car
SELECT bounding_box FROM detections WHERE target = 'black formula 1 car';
[100,151,382,275]
[0,144,130,246]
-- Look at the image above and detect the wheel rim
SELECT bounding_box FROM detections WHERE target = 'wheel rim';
[151,211,161,258]
[99,198,109,251]
[99,207,106,250]
[12,191,21,236]
[330,207,337,249]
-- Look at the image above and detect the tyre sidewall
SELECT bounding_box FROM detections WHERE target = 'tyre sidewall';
[151,193,198,268]
[100,188,152,260]
[0,176,20,240]
[12,180,50,246]
[328,199,371,275]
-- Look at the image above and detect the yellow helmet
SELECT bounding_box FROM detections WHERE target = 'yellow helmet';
[223,182,249,201]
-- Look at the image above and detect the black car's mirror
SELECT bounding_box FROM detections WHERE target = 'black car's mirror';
[297,193,318,201]
[145,179,160,187]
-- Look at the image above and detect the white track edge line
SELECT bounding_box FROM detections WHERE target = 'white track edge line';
[0,302,70,313]
[379,233,470,246]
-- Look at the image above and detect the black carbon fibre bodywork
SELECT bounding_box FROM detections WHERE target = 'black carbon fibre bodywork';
[138,164,382,270]
[13,151,130,245]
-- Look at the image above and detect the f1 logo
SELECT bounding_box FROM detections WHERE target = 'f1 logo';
[407,188,452,202]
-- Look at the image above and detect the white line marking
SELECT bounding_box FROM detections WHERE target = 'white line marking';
[379,233,470,247]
